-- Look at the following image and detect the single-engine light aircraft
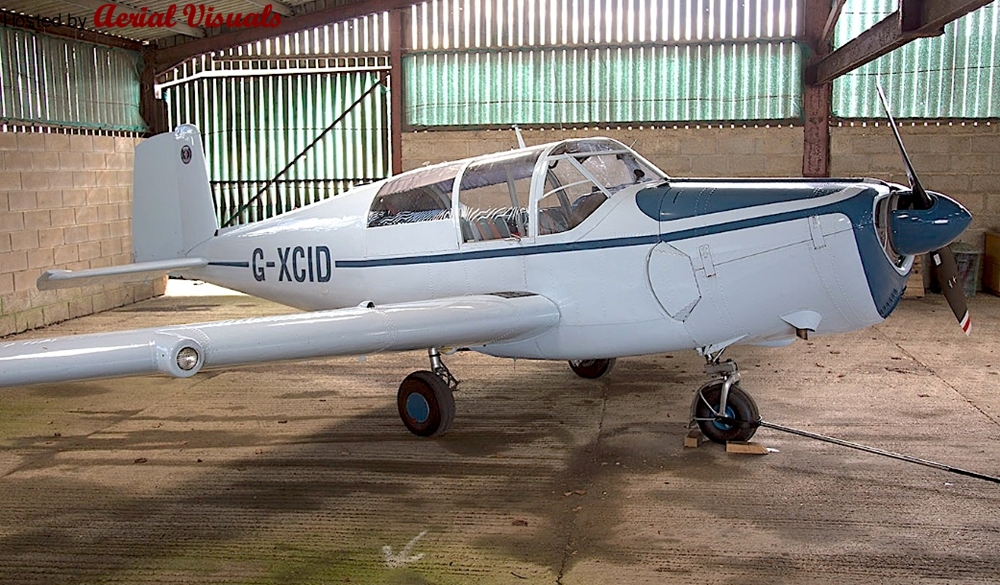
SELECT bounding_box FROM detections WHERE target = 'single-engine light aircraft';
[0,101,972,443]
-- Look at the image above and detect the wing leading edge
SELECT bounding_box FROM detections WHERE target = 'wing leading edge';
[0,293,560,388]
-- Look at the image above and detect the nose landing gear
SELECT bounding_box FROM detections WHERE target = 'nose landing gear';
[691,356,760,444]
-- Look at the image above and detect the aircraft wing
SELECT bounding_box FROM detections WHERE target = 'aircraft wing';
[0,293,559,388]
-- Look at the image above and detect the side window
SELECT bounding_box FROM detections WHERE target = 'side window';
[368,164,461,228]
[538,158,607,235]
[458,152,537,242]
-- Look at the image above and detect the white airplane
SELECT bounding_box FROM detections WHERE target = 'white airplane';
[0,99,972,444]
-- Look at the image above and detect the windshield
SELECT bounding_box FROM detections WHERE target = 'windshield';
[538,140,661,235]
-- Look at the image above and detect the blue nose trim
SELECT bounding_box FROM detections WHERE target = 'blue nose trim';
[890,194,972,255]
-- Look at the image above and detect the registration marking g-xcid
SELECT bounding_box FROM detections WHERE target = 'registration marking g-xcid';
[252,246,332,283]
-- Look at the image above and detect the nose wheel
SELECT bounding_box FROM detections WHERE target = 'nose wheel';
[693,380,759,443]
[690,358,760,444]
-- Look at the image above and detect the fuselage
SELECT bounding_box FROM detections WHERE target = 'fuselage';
[184,138,920,360]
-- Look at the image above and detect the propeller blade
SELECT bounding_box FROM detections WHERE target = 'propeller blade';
[931,247,971,335]
[875,80,933,209]
[876,79,970,335]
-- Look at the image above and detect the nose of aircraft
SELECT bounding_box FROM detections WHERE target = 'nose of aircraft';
[889,191,971,256]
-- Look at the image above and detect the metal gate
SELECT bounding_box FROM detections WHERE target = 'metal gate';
[161,64,391,226]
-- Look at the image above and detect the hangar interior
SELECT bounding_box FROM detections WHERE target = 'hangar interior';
[0,0,997,336]
[2,2,1000,584]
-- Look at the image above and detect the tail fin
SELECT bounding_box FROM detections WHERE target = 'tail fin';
[36,126,217,291]
[132,124,217,262]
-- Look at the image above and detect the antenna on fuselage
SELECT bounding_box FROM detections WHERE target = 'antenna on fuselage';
[512,125,526,149]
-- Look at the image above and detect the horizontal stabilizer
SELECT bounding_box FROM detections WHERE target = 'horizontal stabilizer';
[0,293,560,388]
[36,258,209,291]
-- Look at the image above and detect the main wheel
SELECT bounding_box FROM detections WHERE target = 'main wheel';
[568,358,616,379]
[397,371,456,437]
[693,381,760,444]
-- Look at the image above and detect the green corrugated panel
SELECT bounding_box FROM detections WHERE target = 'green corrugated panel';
[0,26,144,132]
[833,1,999,118]
[410,0,801,49]
[405,41,802,126]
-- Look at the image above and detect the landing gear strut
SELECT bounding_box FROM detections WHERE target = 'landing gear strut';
[397,349,458,437]
[691,352,760,444]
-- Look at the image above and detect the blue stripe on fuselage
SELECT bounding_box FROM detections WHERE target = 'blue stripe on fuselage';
[334,235,660,268]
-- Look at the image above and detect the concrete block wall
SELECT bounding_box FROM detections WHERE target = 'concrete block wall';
[401,123,999,246]
[0,131,165,338]
[402,125,804,178]
[830,122,1000,247]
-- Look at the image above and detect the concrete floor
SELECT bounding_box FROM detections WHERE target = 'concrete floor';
[1,283,999,584]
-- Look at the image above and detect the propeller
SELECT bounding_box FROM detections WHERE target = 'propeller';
[875,80,970,335]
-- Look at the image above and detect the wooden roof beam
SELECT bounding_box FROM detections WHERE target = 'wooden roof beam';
[806,0,994,86]
[154,0,418,74]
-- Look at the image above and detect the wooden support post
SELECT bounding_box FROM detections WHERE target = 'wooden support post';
[389,8,405,175]
[802,0,833,178]
[802,83,831,178]
[139,47,167,136]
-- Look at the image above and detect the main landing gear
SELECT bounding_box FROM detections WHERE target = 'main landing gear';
[568,358,616,379]
[397,348,458,437]
[691,353,761,444]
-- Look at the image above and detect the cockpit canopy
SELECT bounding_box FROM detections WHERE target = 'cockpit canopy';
[367,138,664,239]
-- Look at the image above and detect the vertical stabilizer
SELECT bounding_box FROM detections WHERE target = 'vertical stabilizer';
[132,125,218,262]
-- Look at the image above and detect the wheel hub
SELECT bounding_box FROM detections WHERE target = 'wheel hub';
[406,393,431,423]
[712,405,737,431]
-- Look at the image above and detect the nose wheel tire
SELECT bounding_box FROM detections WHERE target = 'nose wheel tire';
[397,371,456,437]
[568,358,616,379]
[694,381,760,444]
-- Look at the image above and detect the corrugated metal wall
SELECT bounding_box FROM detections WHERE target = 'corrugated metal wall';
[405,0,802,126]
[162,14,391,226]
[0,25,145,132]
[407,0,799,48]
[833,1,999,119]
[157,13,390,85]
[406,41,801,126]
